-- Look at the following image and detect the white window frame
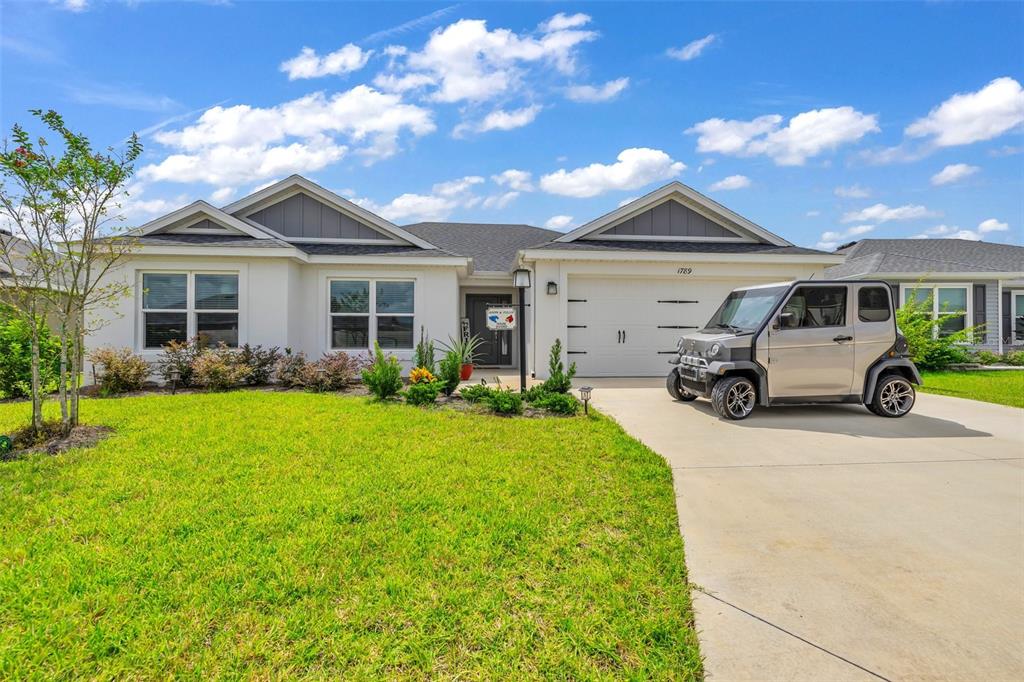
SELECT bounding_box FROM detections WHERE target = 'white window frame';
[1011,289,1024,344]
[327,277,415,351]
[139,270,241,350]
[899,283,973,341]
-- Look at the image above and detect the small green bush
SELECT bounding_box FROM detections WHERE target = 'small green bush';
[192,347,252,391]
[486,388,523,416]
[413,327,436,374]
[88,347,149,396]
[895,291,975,370]
[238,344,281,385]
[1005,350,1024,367]
[522,384,549,403]
[437,350,462,396]
[459,383,495,403]
[0,307,61,399]
[362,342,403,400]
[970,350,1001,366]
[541,338,576,393]
[533,391,580,415]
[405,380,443,406]
[158,337,206,388]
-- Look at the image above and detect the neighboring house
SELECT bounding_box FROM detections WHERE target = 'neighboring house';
[825,239,1024,353]
[84,176,842,380]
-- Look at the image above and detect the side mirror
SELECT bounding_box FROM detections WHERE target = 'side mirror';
[775,312,797,330]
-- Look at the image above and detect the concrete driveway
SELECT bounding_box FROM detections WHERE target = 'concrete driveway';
[587,379,1024,682]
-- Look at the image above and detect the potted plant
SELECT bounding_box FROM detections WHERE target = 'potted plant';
[441,334,484,380]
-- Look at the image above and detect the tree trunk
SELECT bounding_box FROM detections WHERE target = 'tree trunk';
[70,313,83,428]
[30,320,43,436]
[58,319,70,435]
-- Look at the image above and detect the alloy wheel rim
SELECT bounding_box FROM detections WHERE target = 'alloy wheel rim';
[726,382,755,417]
[880,380,913,415]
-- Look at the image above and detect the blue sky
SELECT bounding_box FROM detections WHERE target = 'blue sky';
[2,1,1022,249]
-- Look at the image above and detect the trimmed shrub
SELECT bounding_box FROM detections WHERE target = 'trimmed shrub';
[238,344,281,385]
[1005,350,1024,367]
[541,338,576,394]
[192,347,251,391]
[274,349,308,388]
[533,391,580,415]
[522,384,549,403]
[362,342,403,400]
[88,347,149,396]
[486,388,523,416]
[300,352,366,392]
[437,350,462,396]
[895,292,974,370]
[158,337,206,388]
[405,380,443,406]
[0,307,62,399]
[459,383,495,404]
[970,350,1001,366]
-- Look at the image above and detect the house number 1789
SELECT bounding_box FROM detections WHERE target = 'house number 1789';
[677,267,693,275]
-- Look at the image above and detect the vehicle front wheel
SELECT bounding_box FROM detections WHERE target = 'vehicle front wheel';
[711,376,757,420]
[666,371,698,402]
[870,375,916,418]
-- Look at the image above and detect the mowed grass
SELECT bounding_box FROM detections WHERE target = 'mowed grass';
[919,370,1024,409]
[0,392,701,679]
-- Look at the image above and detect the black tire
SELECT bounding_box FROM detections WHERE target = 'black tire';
[870,374,916,418]
[711,376,757,420]
[666,371,698,402]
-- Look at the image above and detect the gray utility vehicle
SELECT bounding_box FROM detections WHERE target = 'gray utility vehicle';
[667,280,922,420]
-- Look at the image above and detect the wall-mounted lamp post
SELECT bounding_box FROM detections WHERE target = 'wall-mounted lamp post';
[169,366,180,395]
[512,268,532,393]
[579,385,593,415]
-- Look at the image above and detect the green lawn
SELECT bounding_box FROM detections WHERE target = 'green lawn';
[0,392,701,679]
[919,370,1024,408]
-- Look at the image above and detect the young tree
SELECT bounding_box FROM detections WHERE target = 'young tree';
[0,110,142,435]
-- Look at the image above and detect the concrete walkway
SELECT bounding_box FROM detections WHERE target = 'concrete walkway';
[585,379,1024,682]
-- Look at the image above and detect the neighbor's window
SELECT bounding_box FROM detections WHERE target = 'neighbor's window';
[857,286,891,323]
[902,285,969,337]
[1014,292,1024,342]
[142,272,239,349]
[329,279,414,350]
[780,286,847,328]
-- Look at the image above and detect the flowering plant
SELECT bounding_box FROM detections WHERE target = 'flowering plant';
[409,367,437,384]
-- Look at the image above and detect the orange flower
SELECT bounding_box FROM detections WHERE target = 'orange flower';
[409,367,436,384]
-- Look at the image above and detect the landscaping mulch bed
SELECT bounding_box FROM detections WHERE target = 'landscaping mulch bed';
[1,424,113,461]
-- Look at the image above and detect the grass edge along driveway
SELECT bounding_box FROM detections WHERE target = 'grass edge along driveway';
[919,370,1024,409]
[0,391,702,679]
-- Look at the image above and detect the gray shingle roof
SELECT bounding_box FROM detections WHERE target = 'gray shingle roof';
[825,239,1024,278]
[295,242,461,257]
[528,239,832,256]
[132,234,291,248]
[403,222,560,272]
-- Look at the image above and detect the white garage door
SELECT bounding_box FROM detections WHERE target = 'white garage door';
[566,277,744,376]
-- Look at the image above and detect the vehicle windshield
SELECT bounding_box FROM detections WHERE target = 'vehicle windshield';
[704,285,789,332]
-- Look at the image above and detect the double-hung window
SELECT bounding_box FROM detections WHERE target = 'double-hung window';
[330,279,414,350]
[901,284,970,338]
[141,272,239,349]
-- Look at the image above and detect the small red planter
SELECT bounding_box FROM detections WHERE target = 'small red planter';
[460,363,474,381]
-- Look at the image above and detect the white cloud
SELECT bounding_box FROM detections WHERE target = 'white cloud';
[482,191,520,209]
[910,224,984,241]
[280,44,372,80]
[372,72,436,93]
[930,163,980,186]
[978,218,1009,233]
[841,203,937,224]
[50,0,87,12]
[492,169,534,191]
[544,215,574,230]
[709,174,750,191]
[806,210,821,217]
[667,34,717,61]
[816,224,874,251]
[454,105,542,137]
[211,187,236,203]
[687,107,878,165]
[565,77,629,103]
[353,175,484,222]
[120,184,190,222]
[906,77,1024,147]
[539,147,686,198]
[834,184,870,198]
[618,196,639,207]
[381,17,598,104]
[141,86,435,185]
[432,175,484,197]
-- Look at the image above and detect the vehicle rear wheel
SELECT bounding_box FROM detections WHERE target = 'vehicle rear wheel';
[870,374,915,418]
[666,371,698,402]
[711,376,756,420]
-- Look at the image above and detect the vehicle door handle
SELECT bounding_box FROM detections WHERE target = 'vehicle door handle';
[833,335,853,343]
[622,329,627,343]
[617,330,622,343]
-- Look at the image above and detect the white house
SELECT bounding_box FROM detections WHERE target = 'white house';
[85,176,843,380]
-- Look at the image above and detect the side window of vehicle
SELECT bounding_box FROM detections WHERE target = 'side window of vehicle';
[780,286,847,329]
[858,286,891,323]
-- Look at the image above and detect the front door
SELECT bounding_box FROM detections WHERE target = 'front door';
[466,294,513,366]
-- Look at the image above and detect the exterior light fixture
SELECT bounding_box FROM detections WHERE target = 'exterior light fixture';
[579,385,593,415]
[169,366,180,395]
[546,281,558,295]
[513,268,532,289]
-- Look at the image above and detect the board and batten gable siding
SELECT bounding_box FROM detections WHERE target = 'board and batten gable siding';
[889,279,999,349]
[247,192,393,241]
[599,200,741,239]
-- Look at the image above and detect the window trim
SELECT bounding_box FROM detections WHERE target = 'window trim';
[139,270,242,350]
[1010,289,1024,344]
[899,282,973,341]
[778,284,850,330]
[327,277,416,351]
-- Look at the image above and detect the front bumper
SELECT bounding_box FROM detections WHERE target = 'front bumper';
[674,354,713,397]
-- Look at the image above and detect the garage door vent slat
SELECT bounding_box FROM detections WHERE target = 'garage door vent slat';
[568,298,587,303]
[567,324,587,329]
[658,325,699,329]
[567,350,587,355]
[657,299,699,304]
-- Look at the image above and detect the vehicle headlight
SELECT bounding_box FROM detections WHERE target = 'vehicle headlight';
[676,338,684,350]
[709,343,722,358]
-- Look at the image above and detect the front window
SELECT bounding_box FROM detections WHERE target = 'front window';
[901,285,969,338]
[142,272,239,349]
[329,279,414,350]
[780,286,847,328]
[704,285,788,332]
